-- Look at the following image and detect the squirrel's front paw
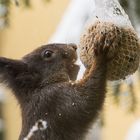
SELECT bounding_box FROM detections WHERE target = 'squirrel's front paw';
[94,41,110,61]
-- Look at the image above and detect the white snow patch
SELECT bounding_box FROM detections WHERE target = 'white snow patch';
[23,120,48,140]
[125,120,140,140]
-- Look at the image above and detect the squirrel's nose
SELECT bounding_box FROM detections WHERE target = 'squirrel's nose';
[69,43,77,51]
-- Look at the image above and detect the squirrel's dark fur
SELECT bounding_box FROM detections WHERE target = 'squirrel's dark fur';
[0,43,108,140]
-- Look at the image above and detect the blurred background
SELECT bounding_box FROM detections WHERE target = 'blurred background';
[0,0,140,140]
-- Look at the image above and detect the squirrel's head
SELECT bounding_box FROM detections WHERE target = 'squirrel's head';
[22,43,79,83]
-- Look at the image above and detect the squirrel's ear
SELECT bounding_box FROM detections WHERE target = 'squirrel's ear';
[68,64,80,81]
[0,57,28,78]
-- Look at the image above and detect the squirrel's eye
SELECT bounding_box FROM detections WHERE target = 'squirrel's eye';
[43,50,54,60]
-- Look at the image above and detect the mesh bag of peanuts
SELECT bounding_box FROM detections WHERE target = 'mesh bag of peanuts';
[79,0,140,81]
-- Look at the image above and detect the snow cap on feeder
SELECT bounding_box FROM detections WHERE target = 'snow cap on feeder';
[79,0,140,81]
[89,0,132,28]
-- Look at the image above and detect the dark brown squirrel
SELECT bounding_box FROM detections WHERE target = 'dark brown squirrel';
[0,43,109,140]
